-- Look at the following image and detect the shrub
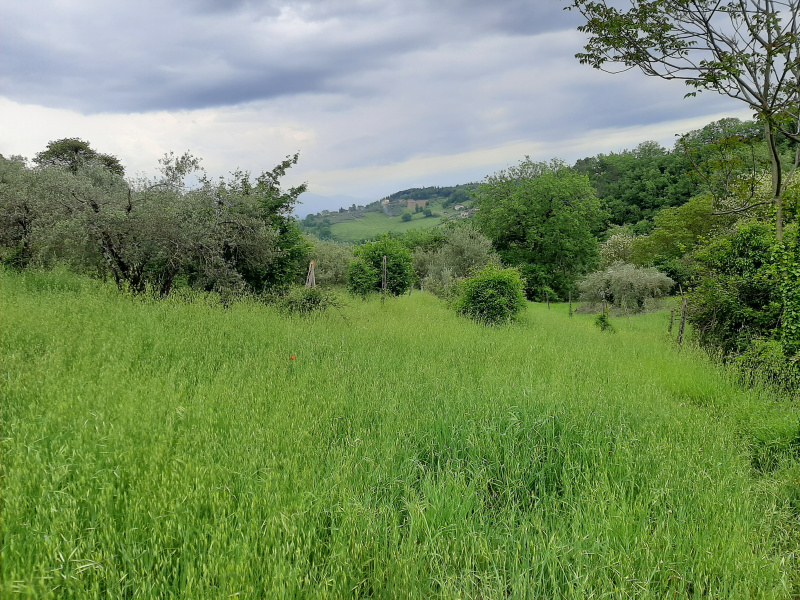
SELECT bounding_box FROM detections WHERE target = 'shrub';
[281,285,340,314]
[346,259,380,297]
[413,226,500,298]
[595,312,615,332]
[309,238,352,286]
[401,212,412,222]
[578,262,674,312]
[733,339,800,392]
[347,236,415,296]
[688,221,781,355]
[454,265,526,325]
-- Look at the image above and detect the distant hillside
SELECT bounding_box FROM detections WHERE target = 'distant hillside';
[300,184,478,242]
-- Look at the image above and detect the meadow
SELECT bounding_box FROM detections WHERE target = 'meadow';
[326,208,449,242]
[2,268,799,599]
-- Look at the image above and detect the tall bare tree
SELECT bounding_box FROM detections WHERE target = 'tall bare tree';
[569,0,800,240]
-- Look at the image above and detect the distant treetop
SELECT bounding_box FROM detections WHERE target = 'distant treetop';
[33,138,125,176]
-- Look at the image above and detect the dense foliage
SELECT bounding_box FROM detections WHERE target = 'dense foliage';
[346,235,414,297]
[453,264,527,325]
[474,159,607,301]
[412,226,499,297]
[0,147,309,295]
[574,141,697,230]
[579,262,675,312]
[688,221,785,355]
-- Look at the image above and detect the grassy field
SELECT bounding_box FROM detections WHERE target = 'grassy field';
[2,268,799,599]
[328,208,452,242]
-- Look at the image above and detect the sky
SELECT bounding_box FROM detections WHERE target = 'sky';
[1,0,752,215]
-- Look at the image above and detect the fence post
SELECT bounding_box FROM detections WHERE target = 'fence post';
[678,296,688,346]
[305,260,316,288]
[668,309,675,334]
[546,290,550,309]
[382,255,387,305]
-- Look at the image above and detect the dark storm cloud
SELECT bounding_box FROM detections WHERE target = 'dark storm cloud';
[3,0,582,113]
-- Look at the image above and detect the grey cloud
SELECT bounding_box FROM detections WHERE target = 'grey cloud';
[3,0,581,113]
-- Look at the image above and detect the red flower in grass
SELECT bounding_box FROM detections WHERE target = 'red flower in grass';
[290,355,296,360]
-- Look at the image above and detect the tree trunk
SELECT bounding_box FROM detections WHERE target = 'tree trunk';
[765,122,784,241]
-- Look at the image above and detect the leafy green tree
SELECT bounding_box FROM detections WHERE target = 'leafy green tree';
[574,142,698,227]
[0,151,307,296]
[570,0,800,240]
[33,137,125,176]
[401,212,412,222]
[688,221,783,354]
[0,156,38,267]
[474,158,607,300]
[347,235,414,296]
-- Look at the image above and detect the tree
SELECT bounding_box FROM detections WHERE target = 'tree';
[0,150,308,296]
[33,138,125,176]
[412,226,500,297]
[473,158,607,300]
[573,142,698,226]
[578,262,675,311]
[347,235,414,296]
[569,0,800,241]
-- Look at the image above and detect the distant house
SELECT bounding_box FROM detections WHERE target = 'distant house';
[381,199,390,205]
[454,205,466,211]
[407,199,428,210]
[460,211,470,218]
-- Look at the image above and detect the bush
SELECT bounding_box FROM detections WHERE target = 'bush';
[413,226,500,297]
[578,262,674,312]
[454,265,526,325]
[732,339,800,392]
[347,236,415,297]
[688,221,781,355]
[401,212,412,222]
[309,238,352,286]
[346,259,380,297]
[595,312,615,332]
[281,285,340,314]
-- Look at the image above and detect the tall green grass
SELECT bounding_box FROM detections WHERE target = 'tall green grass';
[2,268,799,598]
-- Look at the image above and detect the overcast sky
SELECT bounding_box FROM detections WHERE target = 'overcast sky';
[1,0,751,214]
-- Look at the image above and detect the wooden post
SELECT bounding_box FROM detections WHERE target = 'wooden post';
[668,309,675,334]
[305,260,316,288]
[568,291,573,317]
[546,290,550,309]
[678,297,688,346]
[382,255,387,305]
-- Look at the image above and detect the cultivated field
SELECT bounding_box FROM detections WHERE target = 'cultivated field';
[2,269,799,598]
[327,209,448,242]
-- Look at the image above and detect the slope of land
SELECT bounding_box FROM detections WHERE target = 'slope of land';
[2,269,799,598]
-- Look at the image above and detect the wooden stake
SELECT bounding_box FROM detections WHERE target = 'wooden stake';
[382,255,387,305]
[546,290,550,309]
[678,297,688,346]
[568,291,573,317]
[668,309,675,334]
[305,260,316,288]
